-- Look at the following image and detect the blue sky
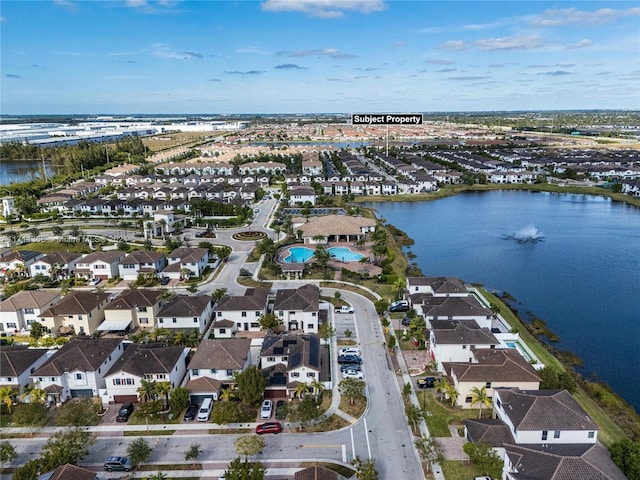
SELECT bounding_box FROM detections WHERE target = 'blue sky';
[2,0,639,114]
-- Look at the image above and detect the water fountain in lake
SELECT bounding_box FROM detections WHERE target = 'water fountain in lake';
[504,225,545,243]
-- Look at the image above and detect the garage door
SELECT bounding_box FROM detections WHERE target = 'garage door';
[113,395,138,403]
[189,394,213,404]
[264,389,286,400]
[70,389,94,398]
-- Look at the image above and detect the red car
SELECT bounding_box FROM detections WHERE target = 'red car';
[256,421,282,435]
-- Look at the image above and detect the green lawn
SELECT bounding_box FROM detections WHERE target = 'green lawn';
[419,391,479,437]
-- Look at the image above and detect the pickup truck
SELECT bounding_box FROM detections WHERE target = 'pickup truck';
[335,305,354,314]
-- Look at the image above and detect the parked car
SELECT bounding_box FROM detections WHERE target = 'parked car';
[115,402,134,422]
[104,456,132,472]
[256,421,282,435]
[160,276,170,285]
[183,403,198,421]
[339,347,361,357]
[342,369,365,380]
[89,277,101,286]
[417,377,437,389]
[338,354,363,365]
[473,477,496,480]
[401,317,412,326]
[389,300,410,312]
[340,363,362,373]
[335,305,354,314]
[260,399,273,419]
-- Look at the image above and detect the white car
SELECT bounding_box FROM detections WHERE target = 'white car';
[342,369,364,380]
[339,347,361,357]
[260,399,273,419]
[89,278,101,286]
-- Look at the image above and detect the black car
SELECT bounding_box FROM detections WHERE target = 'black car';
[401,317,411,326]
[160,276,170,285]
[115,402,134,422]
[338,354,363,365]
[183,403,198,421]
[417,377,437,389]
[340,363,362,373]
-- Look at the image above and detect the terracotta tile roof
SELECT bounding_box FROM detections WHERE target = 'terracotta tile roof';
[443,348,540,383]
[189,339,251,370]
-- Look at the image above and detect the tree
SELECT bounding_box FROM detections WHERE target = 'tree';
[463,442,503,479]
[470,386,491,418]
[10,458,42,480]
[310,379,325,401]
[184,442,202,461]
[235,366,267,406]
[339,378,365,406]
[258,312,282,333]
[54,398,99,426]
[433,378,449,403]
[609,439,640,480]
[223,456,266,480]
[405,404,422,434]
[313,245,331,277]
[212,287,228,301]
[0,442,17,469]
[414,435,444,473]
[127,437,152,466]
[234,435,265,459]
[290,396,322,427]
[145,473,167,480]
[0,386,15,413]
[138,379,157,402]
[220,388,236,402]
[30,321,46,341]
[352,456,378,480]
[318,321,336,344]
[41,428,97,470]
[11,402,47,431]
[445,383,459,407]
[156,381,172,410]
[169,386,190,412]
[294,382,310,399]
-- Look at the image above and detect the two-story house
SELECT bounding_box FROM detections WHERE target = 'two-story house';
[186,338,252,403]
[29,252,83,280]
[213,287,270,333]
[103,343,189,404]
[165,247,209,279]
[260,334,327,399]
[156,294,213,334]
[38,291,111,336]
[0,250,43,279]
[118,250,167,281]
[0,290,61,333]
[102,289,165,331]
[30,337,125,404]
[442,348,540,409]
[0,345,51,393]
[273,284,320,332]
[429,320,499,371]
[74,251,126,281]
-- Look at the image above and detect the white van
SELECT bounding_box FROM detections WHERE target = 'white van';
[197,398,212,421]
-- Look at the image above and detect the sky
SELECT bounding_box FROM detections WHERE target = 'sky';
[1,0,639,114]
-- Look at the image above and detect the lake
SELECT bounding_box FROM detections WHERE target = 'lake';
[0,160,52,185]
[364,190,640,413]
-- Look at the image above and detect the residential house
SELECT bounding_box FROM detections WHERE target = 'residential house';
[0,290,62,333]
[38,463,100,480]
[156,294,213,334]
[442,348,540,409]
[210,319,237,339]
[213,287,270,333]
[102,289,165,331]
[273,284,320,332]
[118,250,167,281]
[417,296,494,330]
[294,465,338,480]
[38,291,111,336]
[103,343,189,404]
[30,337,125,404]
[166,247,209,279]
[29,252,83,279]
[429,320,498,371]
[186,338,252,402]
[406,276,468,297]
[260,333,326,399]
[74,251,126,281]
[0,250,43,279]
[289,185,317,205]
[0,345,51,392]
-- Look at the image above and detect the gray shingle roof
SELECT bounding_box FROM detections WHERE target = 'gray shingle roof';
[443,348,540,383]
[431,321,497,345]
[189,339,251,370]
[32,338,123,376]
[215,287,269,312]
[105,343,188,377]
[273,284,319,312]
[0,345,49,378]
[39,291,110,316]
[104,289,164,310]
[157,294,212,317]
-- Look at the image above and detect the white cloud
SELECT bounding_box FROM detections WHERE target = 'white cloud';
[530,7,640,27]
[151,44,202,60]
[439,40,469,51]
[476,35,543,50]
[573,39,593,49]
[426,59,454,65]
[261,0,386,18]
[54,0,77,10]
[287,48,356,59]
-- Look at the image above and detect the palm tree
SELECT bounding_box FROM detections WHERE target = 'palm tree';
[445,384,459,407]
[313,245,331,277]
[156,381,172,410]
[339,378,365,405]
[294,382,310,400]
[470,385,491,418]
[219,388,236,402]
[138,380,157,402]
[433,378,449,403]
[19,383,45,404]
[0,387,15,413]
[310,379,325,401]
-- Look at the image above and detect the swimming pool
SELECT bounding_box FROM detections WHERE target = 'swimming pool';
[283,246,365,263]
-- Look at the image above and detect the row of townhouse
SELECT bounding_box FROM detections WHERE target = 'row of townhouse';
[404,275,626,479]
[1,326,328,406]
[0,247,210,286]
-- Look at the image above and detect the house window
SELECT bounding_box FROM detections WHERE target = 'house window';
[279,311,283,316]
[496,399,501,408]
[282,356,288,361]
[312,312,316,316]
[465,397,473,404]
[159,318,164,323]
[24,308,34,314]
[7,377,12,382]
[226,370,232,376]
[542,431,548,441]
[38,377,43,382]
[140,318,148,324]
[157,374,166,379]
[554,431,560,439]
[306,372,315,378]
[192,369,199,376]
[50,377,55,381]
[241,312,247,317]
[291,372,300,377]
[462,345,467,349]
[267,357,275,362]
[210,369,217,374]
[588,431,595,439]
[138,307,147,312]
[172,318,177,323]
[485,382,491,388]
[6,322,16,329]
[250,323,259,328]
[193,317,198,323]
[219,328,226,334]
[75,373,82,380]
[217,311,222,317]
[126,378,134,385]
[470,345,476,350]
